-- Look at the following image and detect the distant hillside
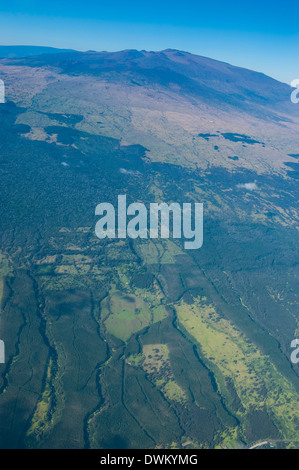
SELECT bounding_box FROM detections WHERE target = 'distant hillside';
[1,48,298,175]
[2,48,296,118]
[0,45,76,58]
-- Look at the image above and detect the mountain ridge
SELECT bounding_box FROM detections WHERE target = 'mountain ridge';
[0,45,76,58]
[0,46,292,86]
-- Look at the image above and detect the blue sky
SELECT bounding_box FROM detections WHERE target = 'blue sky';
[0,0,298,83]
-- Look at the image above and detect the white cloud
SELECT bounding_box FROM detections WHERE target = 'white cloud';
[119,168,141,176]
[237,182,258,191]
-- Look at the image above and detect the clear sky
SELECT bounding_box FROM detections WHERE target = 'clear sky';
[0,0,298,83]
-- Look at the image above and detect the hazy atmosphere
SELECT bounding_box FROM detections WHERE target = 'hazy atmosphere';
[0,0,298,82]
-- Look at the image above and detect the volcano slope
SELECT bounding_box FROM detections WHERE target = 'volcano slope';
[0,49,298,449]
